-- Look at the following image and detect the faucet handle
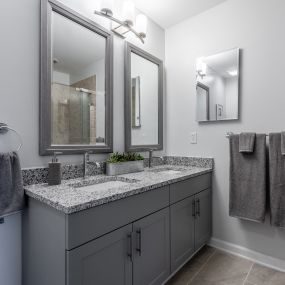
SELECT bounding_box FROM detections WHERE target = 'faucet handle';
[84,151,92,162]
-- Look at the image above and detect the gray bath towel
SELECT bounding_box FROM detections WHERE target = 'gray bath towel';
[239,132,256,153]
[269,133,285,228]
[280,132,285,155]
[229,134,266,222]
[0,152,24,217]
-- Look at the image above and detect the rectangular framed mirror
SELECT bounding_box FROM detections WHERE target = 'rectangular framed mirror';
[40,0,113,155]
[196,48,240,122]
[125,43,163,152]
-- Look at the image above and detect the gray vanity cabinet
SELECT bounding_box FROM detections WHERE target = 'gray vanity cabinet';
[67,224,133,285]
[170,196,195,272]
[67,207,170,285]
[169,174,212,273]
[133,208,170,285]
[194,188,212,250]
[23,173,212,285]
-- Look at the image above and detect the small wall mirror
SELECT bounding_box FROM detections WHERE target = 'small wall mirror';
[125,43,163,152]
[196,48,240,122]
[40,0,113,155]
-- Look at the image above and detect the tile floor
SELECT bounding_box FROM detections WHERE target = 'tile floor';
[166,246,285,285]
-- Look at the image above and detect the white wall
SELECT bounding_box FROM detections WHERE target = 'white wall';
[166,0,285,262]
[225,76,238,119]
[0,1,165,284]
[53,70,70,85]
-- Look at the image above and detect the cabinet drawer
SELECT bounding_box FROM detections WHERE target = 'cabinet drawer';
[66,186,169,249]
[170,173,211,204]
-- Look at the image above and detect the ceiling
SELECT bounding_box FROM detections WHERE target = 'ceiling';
[132,0,228,29]
[203,48,239,78]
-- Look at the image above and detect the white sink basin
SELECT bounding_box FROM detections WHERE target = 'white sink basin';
[77,180,132,193]
[147,167,185,175]
[68,177,138,193]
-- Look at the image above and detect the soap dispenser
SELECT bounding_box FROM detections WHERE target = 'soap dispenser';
[48,152,62,186]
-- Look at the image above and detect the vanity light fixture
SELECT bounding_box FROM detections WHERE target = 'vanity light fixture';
[94,0,148,43]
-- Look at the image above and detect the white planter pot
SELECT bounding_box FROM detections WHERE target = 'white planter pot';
[106,160,144,176]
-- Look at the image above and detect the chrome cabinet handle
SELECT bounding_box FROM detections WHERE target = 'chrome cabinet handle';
[136,230,142,256]
[127,233,133,260]
[192,199,196,218]
[196,199,200,217]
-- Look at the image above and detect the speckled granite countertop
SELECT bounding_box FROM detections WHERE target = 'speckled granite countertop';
[25,164,212,214]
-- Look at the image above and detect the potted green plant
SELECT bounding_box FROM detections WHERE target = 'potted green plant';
[106,152,144,176]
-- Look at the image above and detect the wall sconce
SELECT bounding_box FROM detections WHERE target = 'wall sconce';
[94,0,148,44]
[196,58,207,79]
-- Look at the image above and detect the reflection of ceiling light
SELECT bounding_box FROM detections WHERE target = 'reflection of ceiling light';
[196,58,207,79]
[228,70,238,76]
[95,0,148,44]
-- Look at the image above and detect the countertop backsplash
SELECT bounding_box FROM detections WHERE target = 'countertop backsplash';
[22,156,213,186]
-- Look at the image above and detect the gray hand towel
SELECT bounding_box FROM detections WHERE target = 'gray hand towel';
[269,133,285,228]
[239,132,256,153]
[280,132,285,155]
[229,134,266,222]
[0,152,24,217]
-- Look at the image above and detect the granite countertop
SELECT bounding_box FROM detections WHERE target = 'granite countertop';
[25,164,213,214]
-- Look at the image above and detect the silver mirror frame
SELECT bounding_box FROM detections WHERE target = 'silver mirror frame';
[40,0,113,155]
[124,43,163,152]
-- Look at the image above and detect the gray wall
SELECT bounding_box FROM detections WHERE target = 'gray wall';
[165,0,285,262]
[0,1,165,284]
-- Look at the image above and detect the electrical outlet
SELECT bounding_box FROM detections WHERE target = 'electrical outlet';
[190,132,197,144]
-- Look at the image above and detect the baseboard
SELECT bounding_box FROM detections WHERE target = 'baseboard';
[208,237,285,272]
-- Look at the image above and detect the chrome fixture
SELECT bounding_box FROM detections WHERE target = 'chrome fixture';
[83,151,92,179]
[148,149,153,168]
[94,1,148,44]
[225,132,269,138]
[0,123,23,152]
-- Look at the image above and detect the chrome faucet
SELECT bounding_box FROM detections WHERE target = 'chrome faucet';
[148,149,154,168]
[83,151,91,179]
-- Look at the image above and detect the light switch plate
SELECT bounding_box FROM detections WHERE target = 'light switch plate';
[190,132,197,144]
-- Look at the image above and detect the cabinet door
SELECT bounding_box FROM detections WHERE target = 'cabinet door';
[67,224,132,285]
[195,188,212,250]
[133,208,170,285]
[170,196,195,272]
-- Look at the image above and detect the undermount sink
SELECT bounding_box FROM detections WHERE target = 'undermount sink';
[147,167,185,174]
[68,177,139,193]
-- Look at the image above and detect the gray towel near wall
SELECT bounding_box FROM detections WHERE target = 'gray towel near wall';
[269,133,285,228]
[229,134,266,222]
[0,152,24,217]
[239,132,256,153]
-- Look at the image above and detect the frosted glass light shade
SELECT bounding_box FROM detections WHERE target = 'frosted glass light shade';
[122,1,135,26]
[100,0,114,16]
[135,14,147,38]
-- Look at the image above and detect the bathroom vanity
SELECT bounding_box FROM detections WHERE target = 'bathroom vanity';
[23,164,212,285]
